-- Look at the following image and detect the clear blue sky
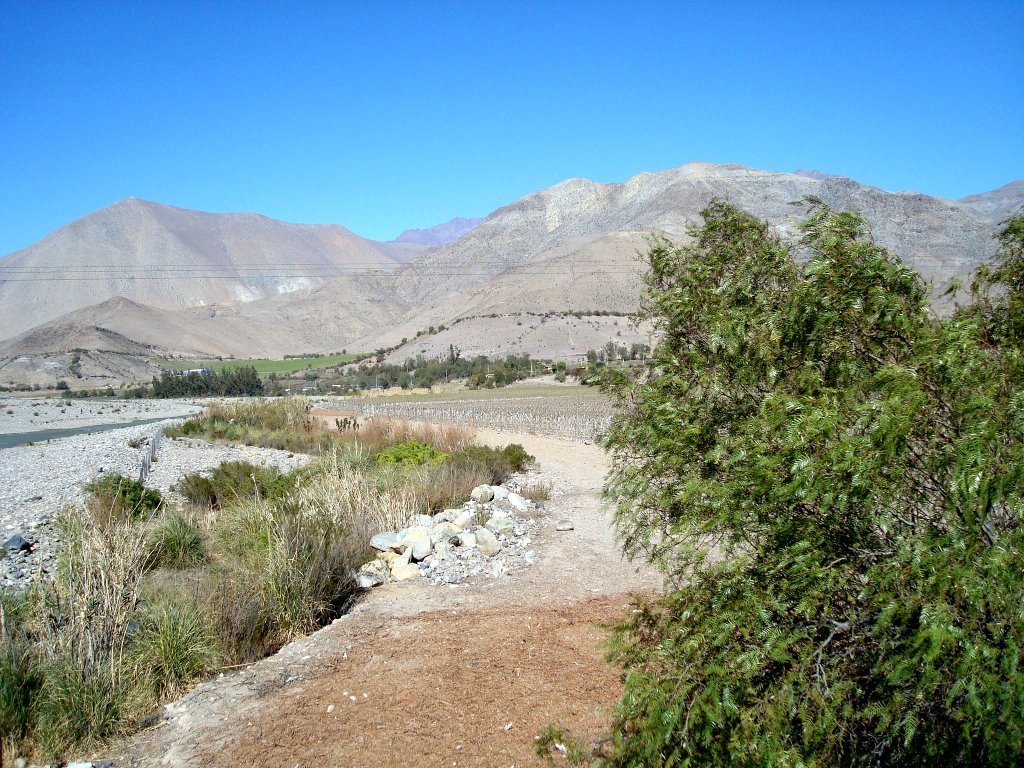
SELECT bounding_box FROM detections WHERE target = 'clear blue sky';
[1,1,1021,254]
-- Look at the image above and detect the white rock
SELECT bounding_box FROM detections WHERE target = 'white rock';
[507,492,529,511]
[471,485,495,503]
[485,516,513,537]
[458,532,477,548]
[429,522,458,545]
[369,532,399,552]
[410,538,431,561]
[555,519,575,531]
[476,528,501,557]
[451,510,475,530]
[356,560,389,588]
[411,514,434,528]
[391,562,420,581]
[491,485,510,500]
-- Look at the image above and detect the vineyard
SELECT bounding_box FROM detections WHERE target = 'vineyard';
[334,388,614,442]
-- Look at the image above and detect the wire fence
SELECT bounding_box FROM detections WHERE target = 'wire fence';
[138,430,161,484]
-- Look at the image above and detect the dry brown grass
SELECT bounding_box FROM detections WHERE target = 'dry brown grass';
[340,416,475,455]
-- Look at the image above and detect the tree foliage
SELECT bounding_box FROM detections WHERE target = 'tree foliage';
[601,200,1024,765]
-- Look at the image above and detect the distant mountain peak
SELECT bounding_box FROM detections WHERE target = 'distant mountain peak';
[393,216,483,246]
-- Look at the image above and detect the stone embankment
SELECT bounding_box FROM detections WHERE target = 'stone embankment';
[357,483,550,588]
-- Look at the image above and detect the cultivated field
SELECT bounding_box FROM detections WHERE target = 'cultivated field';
[326,385,614,441]
[152,353,363,376]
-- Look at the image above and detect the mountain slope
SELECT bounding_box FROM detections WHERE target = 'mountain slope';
[0,198,421,340]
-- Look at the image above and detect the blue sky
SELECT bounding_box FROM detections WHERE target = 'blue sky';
[1,1,1021,254]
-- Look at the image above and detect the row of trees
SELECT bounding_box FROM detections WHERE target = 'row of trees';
[150,367,263,397]
[601,200,1024,765]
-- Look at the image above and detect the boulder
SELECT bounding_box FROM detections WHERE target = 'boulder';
[451,510,475,530]
[369,532,400,552]
[471,485,495,503]
[491,485,510,500]
[356,560,389,589]
[391,562,420,581]
[458,532,477,548]
[410,538,432,561]
[476,528,501,557]
[376,550,400,566]
[434,541,453,560]
[411,514,434,528]
[507,493,529,512]
[429,522,459,545]
[434,508,460,523]
[485,516,514,537]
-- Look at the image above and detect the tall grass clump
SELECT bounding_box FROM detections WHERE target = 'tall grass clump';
[33,510,150,757]
[148,513,205,568]
[1,591,41,760]
[130,602,216,700]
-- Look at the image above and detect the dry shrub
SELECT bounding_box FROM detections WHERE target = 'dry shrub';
[521,480,552,502]
[350,417,475,454]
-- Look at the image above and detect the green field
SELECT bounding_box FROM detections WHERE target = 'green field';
[153,353,364,376]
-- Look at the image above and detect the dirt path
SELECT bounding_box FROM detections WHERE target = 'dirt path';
[118,430,661,767]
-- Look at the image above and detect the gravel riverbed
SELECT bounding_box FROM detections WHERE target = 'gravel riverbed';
[0,395,206,433]
[0,402,311,589]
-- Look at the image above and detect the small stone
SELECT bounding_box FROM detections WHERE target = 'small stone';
[3,534,31,554]
[369,532,399,552]
[13,758,28,768]
[476,528,501,557]
[507,493,529,512]
[471,485,495,503]
[458,532,477,548]
[555,519,575,531]
[451,510,474,530]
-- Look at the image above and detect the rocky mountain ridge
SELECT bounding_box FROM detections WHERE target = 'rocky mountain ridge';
[2,163,1022,380]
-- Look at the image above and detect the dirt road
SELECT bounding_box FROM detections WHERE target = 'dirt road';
[119,430,661,767]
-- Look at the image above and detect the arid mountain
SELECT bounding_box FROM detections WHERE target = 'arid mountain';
[2,164,1022,379]
[957,181,1024,223]
[393,216,483,246]
[0,198,422,340]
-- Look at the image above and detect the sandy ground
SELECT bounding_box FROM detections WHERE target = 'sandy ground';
[115,429,662,767]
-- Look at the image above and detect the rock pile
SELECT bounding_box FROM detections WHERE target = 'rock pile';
[357,484,540,588]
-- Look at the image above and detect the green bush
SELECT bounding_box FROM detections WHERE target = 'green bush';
[148,514,205,568]
[375,440,449,467]
[602,202,1024,766]
[176,461,296,509]
[448,444,533,484]
[84,473,162,523]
